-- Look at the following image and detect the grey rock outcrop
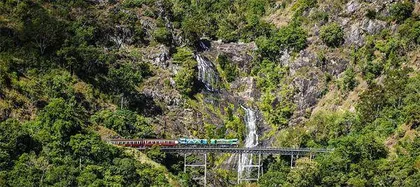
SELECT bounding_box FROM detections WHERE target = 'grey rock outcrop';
[361,18,388,34]
[346,0,361,14]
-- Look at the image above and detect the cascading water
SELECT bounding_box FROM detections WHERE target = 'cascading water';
[238,106,258,177]
[195,54,219,92]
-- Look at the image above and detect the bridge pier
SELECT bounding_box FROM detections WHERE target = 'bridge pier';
[134,147,331,186]
[237,153,262,184]
[184,153,207,186]
[290,153,300,168]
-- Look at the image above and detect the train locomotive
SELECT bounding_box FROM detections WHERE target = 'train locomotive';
[108,138,239,148]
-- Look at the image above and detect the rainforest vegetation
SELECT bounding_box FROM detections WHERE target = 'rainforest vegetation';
[0,0,419,186]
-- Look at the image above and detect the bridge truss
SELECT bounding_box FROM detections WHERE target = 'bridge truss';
[138,147,332,186]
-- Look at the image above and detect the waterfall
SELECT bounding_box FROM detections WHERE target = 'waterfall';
[195,54,219,92]
[238,106,258,177]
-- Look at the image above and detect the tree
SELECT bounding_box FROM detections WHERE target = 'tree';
[256,24,307,60]
[217,54,238,82]
[110,158,139,185]
[153,27,172,45]
[77,165,105,186]
[276,24,308,52]
[216,15,239,42]
[259,157,290,187]
[7,153,43,187]
[0,119,40,169]
[91,109,154,138]
[70,133,118,164]
[390,1,414,23]
[342,67,358,91]
[31,98,84,145]
[174,58,198,96]
[403,75,420,124]
[286,158,320,187]
[146,145,166,163]
[320,23,344,47]
[399,19,420,45]
[18,2,64,55]
[181,14,211,45]
[107,62,150,94]
[172,47,194,64]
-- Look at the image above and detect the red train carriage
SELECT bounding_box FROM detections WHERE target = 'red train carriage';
[108,139,178,147]
[143,139,178,147]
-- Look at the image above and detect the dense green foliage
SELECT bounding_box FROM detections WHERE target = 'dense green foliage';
[0,99,169,186]
[341,67,358,91]
[390,1,414,23]
[217,54,239,82]
[320,23,344,47]
[399,19,420,45]
[1,0,420,186]
[253,60,294,130]
[91,109,154,138]
[172,47,202,96]
[257,24,308,60]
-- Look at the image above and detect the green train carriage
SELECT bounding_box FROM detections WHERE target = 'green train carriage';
[210,139,239,147]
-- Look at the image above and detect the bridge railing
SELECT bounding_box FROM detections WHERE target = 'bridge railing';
[137,146,333,154]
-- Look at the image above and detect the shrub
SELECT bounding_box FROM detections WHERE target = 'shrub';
[276,25,308,52]
[365,9,377,19]
[256,36,280,60]
[362,61,383,84]
[216,18,239,42]
[256,24,307,60]
[107,62,150,94]
[390,1,414,23]
[172,47,194,64]
[320,23,344,47]
[152,27,171,44]
[399,19,420,45]
[174,60,197,96]
[310,10,329,24]
[342,68,358,91]
[217,54,238,82]
[122,0,154,8]
[91,109,154,138]
[175,67,196,96]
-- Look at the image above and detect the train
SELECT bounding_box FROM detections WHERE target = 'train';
[108,138,239,148]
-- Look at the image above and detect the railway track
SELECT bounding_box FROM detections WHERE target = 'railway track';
[137,146,333,155]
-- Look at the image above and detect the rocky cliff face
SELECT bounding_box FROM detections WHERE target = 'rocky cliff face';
[125,0,418,146]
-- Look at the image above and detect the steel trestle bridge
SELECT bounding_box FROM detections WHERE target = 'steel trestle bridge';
[137,146,332,154]
[108,139,332,186]
[137,146,333,186]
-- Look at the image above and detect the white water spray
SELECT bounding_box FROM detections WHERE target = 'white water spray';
[195,54,219,91]
[238,106,258,177]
